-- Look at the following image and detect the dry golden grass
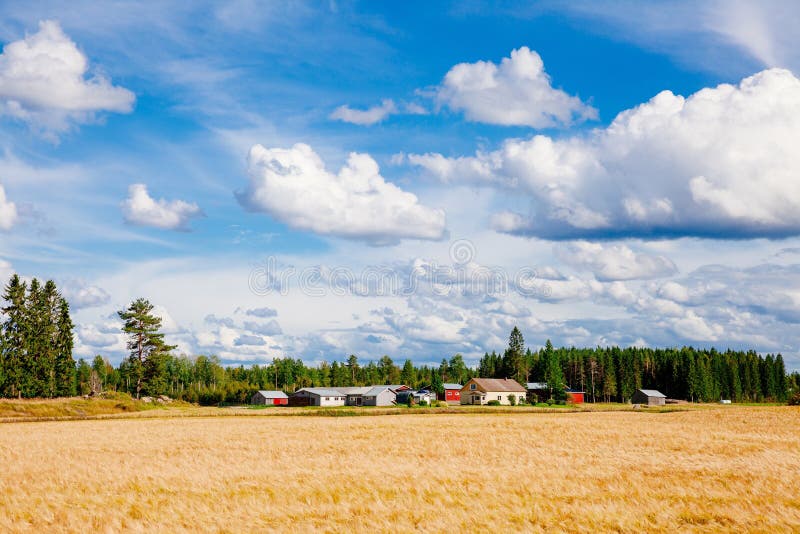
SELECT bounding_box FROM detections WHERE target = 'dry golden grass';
[1,407,799,532]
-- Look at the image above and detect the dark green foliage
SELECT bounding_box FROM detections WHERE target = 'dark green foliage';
[487,400,501,406]
[0,275,75,398]
[118,298,177,399]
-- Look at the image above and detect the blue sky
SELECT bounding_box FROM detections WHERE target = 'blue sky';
[1,1,800,370]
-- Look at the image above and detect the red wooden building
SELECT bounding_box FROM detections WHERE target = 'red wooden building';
[565,389,585,404]
[251,390,289,405]
[442,383,462,404]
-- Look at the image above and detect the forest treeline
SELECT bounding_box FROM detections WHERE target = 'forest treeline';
[1,276,798,404]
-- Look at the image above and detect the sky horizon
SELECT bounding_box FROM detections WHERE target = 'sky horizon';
[1,1,800,370]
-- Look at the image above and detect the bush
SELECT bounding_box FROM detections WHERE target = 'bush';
[419,400,428,407]
[487,400,501,406]
[508,395,517,406]
[789,392,800,406]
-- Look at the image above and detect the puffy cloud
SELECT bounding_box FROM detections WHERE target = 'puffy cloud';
[244,319,282,336]
[237,143,447,244]
[244,306,278,318]
[0,258,13,280]
[61,279,111,309]
[235,334,266,347]
[330,99,396,125]
[436,46,596,128]
[0,20,134,135]
[0,185,17,230]
[413,69,800,239]
[122,183,203,231]
[556,241,677,281]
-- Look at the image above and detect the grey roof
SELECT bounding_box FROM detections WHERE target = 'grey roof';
[527,382,548,389]
[364,385,397,397]
[443,383,462,390]
[637,389,666,398]
[294,388,345,397]
[332,386,372,395]
[255,390,288,399]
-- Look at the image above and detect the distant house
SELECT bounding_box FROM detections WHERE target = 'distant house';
[250,390,289,406]
[421,383,462,404]
[461,378,526,405]
[332,386,372,406]
[289,388,346,407]
[362,386,397,406]
[413,390,436,404]
[632,389,666,406]
[565,388,585,404]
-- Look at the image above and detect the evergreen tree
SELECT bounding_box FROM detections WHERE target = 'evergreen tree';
[502,326,526,384]
[54,298,76,396]
[118,298,176,398]
[542,339,565,399]
[346,354,359,386]
[1,275,27,397]
[400,359,416,387]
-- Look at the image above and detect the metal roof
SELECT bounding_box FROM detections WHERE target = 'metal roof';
[332,387,372,395]
[466,378,527,393]
[255,390,288,399]
[527,382,548,389]
[294,388,345,397]
[638,389,666,398]
[364,386,397,397]
[443,383,462,390]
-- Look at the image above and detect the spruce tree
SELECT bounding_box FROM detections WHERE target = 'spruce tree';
[1,275,27,397]
[54,298,76,396]
[118,298,176,399]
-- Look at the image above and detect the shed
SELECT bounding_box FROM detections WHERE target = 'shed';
[526,382,549,403]
[565,388,585,404]
[251,390,289,406]
[289,388,346,407]
[421,383,462,404]
[362,386,397,406]
[631,389,667,406]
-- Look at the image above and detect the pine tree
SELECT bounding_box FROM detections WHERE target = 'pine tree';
[400,359,416,387]
[118,298,176,399]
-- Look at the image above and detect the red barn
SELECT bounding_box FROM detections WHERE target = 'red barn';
[442,383,462,404]
[251,390,289,405]
[565,389,585,404]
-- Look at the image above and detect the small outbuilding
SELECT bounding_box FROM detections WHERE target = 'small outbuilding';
[565,388,585,404]
[362,386,398,406]
[631,389,667,406]
[251,390,289,406]
[289,388,346,407]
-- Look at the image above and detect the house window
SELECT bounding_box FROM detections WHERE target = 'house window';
[325,397,330,401]
[470,384,476,390]
[498,395,502,400]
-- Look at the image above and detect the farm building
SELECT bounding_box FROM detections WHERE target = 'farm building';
[420,383,462,404]
[362,386,397,406]
[565,388,585,404]
[526,382,549,403]
[461,378,526,405]
[632,389,667,406]
[332,386,372,406]
[250,390,289,406]
[289,388,346,407]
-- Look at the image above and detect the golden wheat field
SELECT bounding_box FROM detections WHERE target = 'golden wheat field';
[1,407,799,533]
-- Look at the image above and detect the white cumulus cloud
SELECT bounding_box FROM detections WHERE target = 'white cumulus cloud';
[436,46,596,128]
[330,99,397,125]
[0,20,135,135]
[0,185,18,230]
[122,184,203,231]
[413,68,800,239]
[556,241,677,281]
[237,143,446,244]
